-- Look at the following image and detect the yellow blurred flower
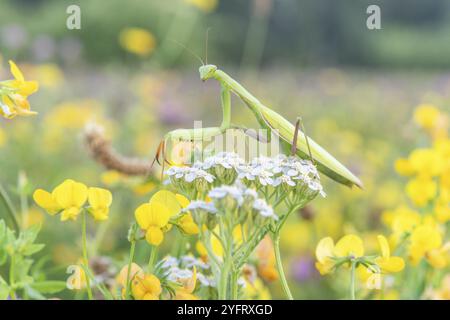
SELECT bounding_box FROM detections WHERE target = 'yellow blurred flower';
[87,187,112,221]
[408,225,444,267]
[408,148,444,177]
[174,267,198,300]
[131,274,162,300]
[243,278,271,300]
[255,236,278,282]
[414,104,440,130]
[406,176,437,207]
[101,170,124,186]
[374,235,404,273]
[184,0,218,13]
[0,127,6,147]
[22,208,45,228]
[315,237,335,275]
[119,28,156,56]
[29,63,64,88]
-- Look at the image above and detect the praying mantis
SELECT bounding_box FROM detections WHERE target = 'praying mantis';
[155,63,363,189]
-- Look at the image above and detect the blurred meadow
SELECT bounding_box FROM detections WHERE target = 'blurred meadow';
[0,0,449,300]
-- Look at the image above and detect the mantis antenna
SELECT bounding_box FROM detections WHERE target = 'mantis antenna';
[169,39,204,65]
[205,27,211,64]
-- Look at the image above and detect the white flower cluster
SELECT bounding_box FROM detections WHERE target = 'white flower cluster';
[161,255,215,287]
[166,166,215,183]
[237,154,325,197]
[165,152,325,200]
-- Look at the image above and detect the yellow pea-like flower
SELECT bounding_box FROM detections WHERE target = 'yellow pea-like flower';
[333,234,364,258]
[179,213,199,235]
[135,202,170,246]
[375,235,405,273]
[131,274,162,300]
[88,187,112,221]
[150,190,182,217]
[33,179,88,221]
[53,179,88,221]
[33,189,61,215]
[315,237,335,275]
[7,60,39,97]
[1,60,39,119]
[174,267,198,300]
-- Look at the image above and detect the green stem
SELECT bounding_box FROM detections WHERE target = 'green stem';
[273,233,293,300]
[219,226,233,300]
[147,246,158,273]
[0,181,20,232]
[125,240,136,300]
[9,254,17,300]
[350,260,356,300]
[81,211,93,300]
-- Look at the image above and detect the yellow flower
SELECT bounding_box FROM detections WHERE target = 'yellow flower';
[409,225,442,266]
[426,243,449,269]
[6,60,39,96]
[374,235,404,273]
[414,104,440,130]
[178,213,199,235]
[315,237,335,275]
[87,187,112,221]
[116,263,144,288]
[173,193,199,235]
[255,236,278,282]
[243,278,272,300]
[184,0,218,13]
[334,234,364,258]
[174,267,198,300]
[135,202,170,246]
[394,158,414,176]
[33,179,88,221]
[134,190,184,246]
[0,60,39,119]
[408,148,444,177]
[406,176,437,207]
[119,28,156,56]
[101,170,124,186]
[131,274,162,300]
[0,127,6,147]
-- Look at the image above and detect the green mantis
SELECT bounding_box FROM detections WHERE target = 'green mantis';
[157,64,362,189]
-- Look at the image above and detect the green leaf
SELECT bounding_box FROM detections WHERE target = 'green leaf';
[31,281,67,294]
[0,276,10,300]
[21,244,45,256]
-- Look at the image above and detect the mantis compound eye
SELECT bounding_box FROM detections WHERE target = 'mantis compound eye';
[199,64,217,81]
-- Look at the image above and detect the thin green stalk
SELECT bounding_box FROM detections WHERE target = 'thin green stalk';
[147,245,158,273]
[81,211,93,300]
[125,240,136,300]
[350,260,356,300]
[273,233,293,300]
[9,254,17,300]
[0,181,20,232]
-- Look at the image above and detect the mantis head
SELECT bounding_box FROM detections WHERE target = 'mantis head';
[199,64,217,81]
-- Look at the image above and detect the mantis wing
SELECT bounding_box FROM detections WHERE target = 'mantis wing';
[257,104,363,189]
